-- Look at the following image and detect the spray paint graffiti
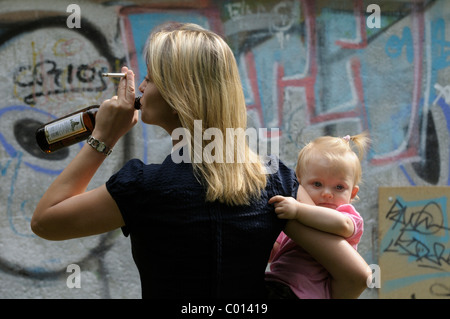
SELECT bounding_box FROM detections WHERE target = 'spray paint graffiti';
[0,13,125,298]
[379,187,450,298]
[118,0,450,185]
[383,198,450,270]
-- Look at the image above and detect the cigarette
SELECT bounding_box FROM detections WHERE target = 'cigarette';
[102,73,126,78]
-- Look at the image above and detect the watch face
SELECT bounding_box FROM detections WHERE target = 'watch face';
[97,143,106,152]
[91,138,99,147]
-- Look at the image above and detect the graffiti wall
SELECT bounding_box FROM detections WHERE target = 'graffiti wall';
[0,0,449,298]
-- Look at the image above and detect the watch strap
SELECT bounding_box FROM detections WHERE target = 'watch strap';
[87,135,113,156]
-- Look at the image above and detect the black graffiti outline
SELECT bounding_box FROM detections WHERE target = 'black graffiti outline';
[384,198,450,271]
[430,282,450,297]
[14,59,108,105]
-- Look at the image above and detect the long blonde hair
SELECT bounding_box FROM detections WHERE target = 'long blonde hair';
[296,132,370,186]
[145,23,267,206]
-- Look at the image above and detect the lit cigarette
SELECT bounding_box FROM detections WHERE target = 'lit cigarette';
[102,73,126,78]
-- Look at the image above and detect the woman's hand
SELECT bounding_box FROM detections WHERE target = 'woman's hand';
[92,66,139,148]
[31,67,136,240]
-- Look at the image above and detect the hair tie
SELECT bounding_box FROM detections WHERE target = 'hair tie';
[343,135,351,142]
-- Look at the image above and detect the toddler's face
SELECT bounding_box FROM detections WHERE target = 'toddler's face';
[300,158,359,209]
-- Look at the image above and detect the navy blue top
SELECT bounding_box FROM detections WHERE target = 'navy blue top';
[106,155,299,298]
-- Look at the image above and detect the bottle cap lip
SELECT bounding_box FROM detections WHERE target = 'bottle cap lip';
[134,97,141,110]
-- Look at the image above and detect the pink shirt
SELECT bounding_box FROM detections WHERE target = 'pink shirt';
[265,204,364,299]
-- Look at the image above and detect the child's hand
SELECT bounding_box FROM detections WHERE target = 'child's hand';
[269,195,299,220]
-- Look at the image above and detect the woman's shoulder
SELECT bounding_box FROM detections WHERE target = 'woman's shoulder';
[105,159,146,194]
[264,155,299,197]
[264,155,295,178]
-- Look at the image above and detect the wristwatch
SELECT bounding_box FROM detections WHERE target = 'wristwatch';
[87,135,113,156]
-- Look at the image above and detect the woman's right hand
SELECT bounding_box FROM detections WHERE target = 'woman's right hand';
[92,66,139,148]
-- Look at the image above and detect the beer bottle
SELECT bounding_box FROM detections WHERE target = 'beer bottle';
[35,97,140,153]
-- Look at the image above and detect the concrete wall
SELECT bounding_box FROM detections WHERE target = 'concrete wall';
[0,0,448,298]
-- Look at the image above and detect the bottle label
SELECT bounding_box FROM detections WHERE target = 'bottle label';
[45,113,87,144]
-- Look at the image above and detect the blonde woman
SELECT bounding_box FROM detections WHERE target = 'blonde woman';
[266,133,370,299]
[32,23,370,298]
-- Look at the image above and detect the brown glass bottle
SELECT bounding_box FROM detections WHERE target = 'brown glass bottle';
[36,97,141,153]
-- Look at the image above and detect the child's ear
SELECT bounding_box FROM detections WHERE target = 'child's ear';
[351,185,359,200]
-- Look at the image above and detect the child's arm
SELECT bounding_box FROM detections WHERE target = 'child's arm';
[269,195,354,238]
[283,186,369,299]
[284,220,370,298]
